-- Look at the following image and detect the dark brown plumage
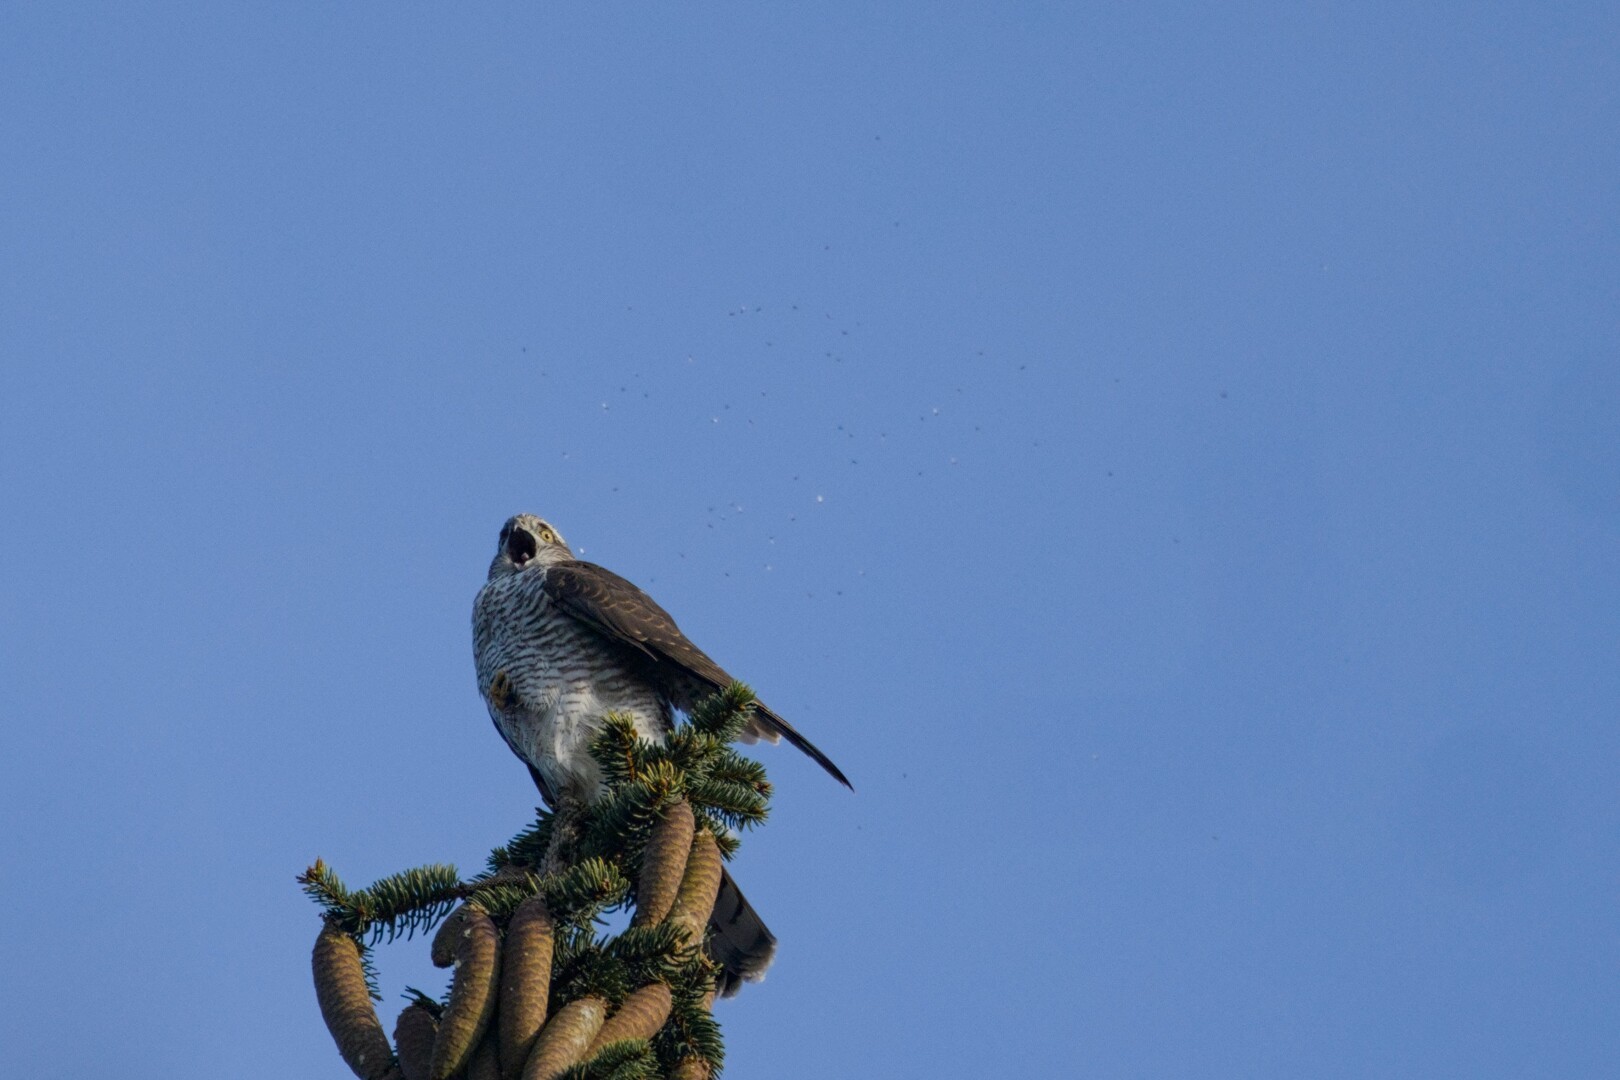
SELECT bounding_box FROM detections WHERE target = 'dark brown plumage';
[541,560,852,790]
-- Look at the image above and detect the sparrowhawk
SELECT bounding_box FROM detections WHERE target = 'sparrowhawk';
[472,513,849,993]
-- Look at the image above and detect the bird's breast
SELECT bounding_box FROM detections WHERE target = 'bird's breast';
[474,571,668,800]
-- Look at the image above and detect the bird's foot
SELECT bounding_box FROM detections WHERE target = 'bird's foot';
[489,670,514,711]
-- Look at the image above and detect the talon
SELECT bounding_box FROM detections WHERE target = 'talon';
[490,670,513,710]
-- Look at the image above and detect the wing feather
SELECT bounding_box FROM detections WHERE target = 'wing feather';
[541,561,852,789]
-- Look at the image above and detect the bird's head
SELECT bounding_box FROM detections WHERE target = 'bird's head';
[488,513,574,579]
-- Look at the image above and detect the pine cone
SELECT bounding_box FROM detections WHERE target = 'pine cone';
[586,983,673,1053]
[393,1001,438,1080]
[498,896,554,1080]
[312,921,396,1080]
[428,905,501,1080]
[519,996,607,1080]
[668,831,723,946]
[633,801,695,927]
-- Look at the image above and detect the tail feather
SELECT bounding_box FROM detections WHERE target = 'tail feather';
[707,868,776,997]
[749,702,854,790]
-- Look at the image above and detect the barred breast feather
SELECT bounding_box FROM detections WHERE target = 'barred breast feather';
[473,565,669,802]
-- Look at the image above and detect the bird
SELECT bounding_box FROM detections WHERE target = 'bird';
[472,513,850,994]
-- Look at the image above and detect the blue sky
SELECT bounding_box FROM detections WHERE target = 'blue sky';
[2,4,1617,1077]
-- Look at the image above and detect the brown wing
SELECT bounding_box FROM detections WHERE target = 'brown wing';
[542,560,852,789]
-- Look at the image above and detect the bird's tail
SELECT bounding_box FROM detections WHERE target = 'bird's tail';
[708,868,777,998]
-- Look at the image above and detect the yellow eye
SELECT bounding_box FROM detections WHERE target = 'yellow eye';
[539,529,557,544]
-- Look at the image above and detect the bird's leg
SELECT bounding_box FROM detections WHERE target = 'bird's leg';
[540,794,587,876]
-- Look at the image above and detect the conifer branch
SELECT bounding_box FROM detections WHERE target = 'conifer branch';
[561,1039,661,1080]
[304,684,777,1078]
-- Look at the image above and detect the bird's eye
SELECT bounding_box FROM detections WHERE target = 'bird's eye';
[538,528,557,544]
[505,528,538,565]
